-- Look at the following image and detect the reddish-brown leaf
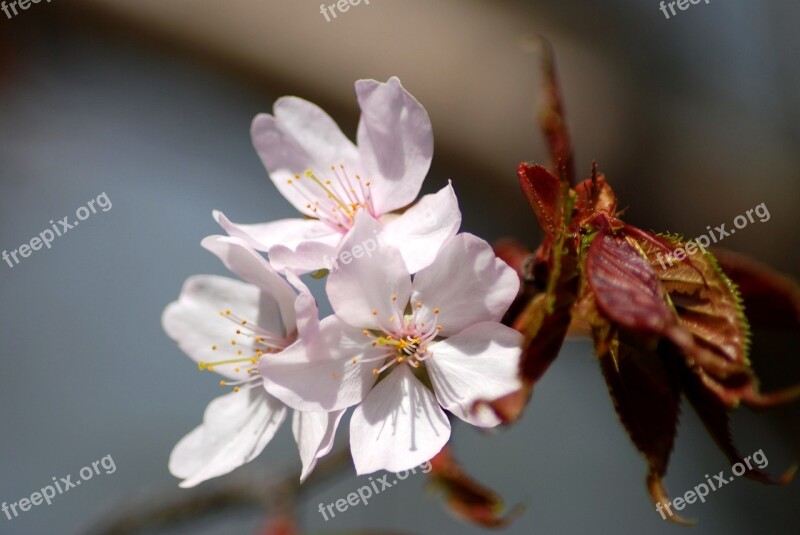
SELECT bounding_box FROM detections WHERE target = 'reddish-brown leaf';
[680,362,797,485]
[593,321,689,525]
[573,169,618,224]
[638,235,749,365]
[637,235,800,408]
[479,288,574,424]
[712,247,800,330]
[518,163,565,237]
[428,447,523,528]
[585,230,750,384]
[536,37,575,185]
[483,224,579,423]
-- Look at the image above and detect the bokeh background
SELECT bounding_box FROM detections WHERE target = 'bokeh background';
[1,1,798,534]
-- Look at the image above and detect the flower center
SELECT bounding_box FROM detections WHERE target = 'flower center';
[286,164,376,232]
[197,309,292,393]
[353,296,443,376]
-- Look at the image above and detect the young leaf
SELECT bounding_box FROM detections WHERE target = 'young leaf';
[517,163,566,237]
[585,230,750,384]
[427,447,523,528]
[680,362,797,486]
[637,235,800,409]
[535,37,575,185]
[592,321,689,525]
[712,247,800,330]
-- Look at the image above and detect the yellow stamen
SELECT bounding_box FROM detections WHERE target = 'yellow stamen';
[198,357,257,371]
[304,170,353,217]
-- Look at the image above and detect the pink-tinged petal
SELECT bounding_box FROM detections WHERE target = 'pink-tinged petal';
[292,409,345,483]
[260,315,379,412]
[350,365,450,475]
[169,388,287,488]
[202,235,297,335]
[291,289,319,343]
[268,240,338,276]
[163,275,262,381]
[426,323,523,428]
[251,99,361,216]
[214,210,340,253]
[327,212,412,330]
[382,182,462,273]
[412,234,520,337]
[355,77,433,214]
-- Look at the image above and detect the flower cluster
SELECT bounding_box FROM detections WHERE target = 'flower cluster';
[163,77,523,487]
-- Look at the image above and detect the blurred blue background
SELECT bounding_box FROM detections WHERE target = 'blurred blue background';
[1,1,798,534]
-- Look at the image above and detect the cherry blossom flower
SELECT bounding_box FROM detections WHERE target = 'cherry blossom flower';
[214,77,461,274]
[163,236,342,487]
[259,214,522,474]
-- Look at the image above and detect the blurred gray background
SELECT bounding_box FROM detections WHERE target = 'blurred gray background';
[1,1,798,534]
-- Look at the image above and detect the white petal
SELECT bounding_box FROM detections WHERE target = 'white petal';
[162,275,263,381]
[350,366,450,475]
[292,409,345,483]
[260,315,379,412]
[169,388,287,488]
[214,211,340,252]
[411,233,520,336]
[202,235,298,335]
[326,212,412,330]
[268,240,338,276]
[382,182,462,273]
[279,271,320,342]
[356,77,433,214]
[251,99,361,216]
[426,322,523,428]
